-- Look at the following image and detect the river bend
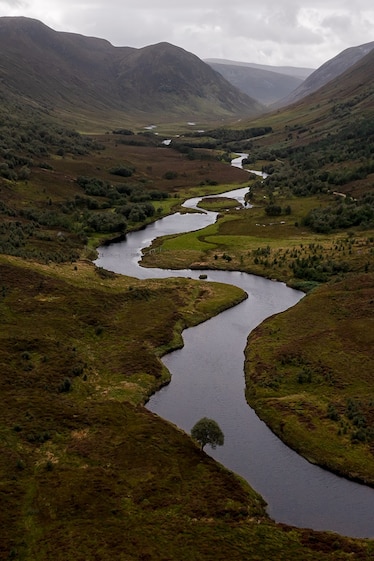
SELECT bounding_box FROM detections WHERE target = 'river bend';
[95,174,374,538]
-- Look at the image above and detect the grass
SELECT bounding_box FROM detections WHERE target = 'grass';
[141,188,374,286]
[197,196,242,211]
[244,273,374,484]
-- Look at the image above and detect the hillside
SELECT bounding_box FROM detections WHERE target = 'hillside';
[206,60,307,105]
[239,47,374,158]
[114,41,264,116]
[276,40,374,108]
[0,17,263,129]
[205,59,314,79]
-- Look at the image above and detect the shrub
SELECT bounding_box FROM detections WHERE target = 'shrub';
[58,378,72,393]
[164,171,178,180]
[109,165,134,177]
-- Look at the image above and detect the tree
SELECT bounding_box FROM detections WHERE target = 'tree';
[265,203,282,216]
[191,417,224,451]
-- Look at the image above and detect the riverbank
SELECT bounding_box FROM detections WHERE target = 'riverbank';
[136,189,374,487]
[245,272,374,487]
[96,184,374,537]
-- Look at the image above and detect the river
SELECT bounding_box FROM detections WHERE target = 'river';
[95,159,374,539]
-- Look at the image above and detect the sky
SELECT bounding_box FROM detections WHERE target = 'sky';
[1,0,373,69]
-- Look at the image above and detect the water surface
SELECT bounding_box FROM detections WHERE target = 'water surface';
[95,185,374,538]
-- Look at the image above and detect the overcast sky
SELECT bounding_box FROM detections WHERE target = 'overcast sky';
[1,0,373,68]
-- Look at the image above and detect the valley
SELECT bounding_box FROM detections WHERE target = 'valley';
[0,15,373,561]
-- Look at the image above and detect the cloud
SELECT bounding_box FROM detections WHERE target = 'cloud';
[0,0,27,7]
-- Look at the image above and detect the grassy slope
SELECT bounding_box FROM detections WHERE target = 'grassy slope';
[245,273,374,484]
[0,255,257,558]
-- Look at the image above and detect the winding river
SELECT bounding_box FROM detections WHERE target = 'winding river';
[95,158,374,539]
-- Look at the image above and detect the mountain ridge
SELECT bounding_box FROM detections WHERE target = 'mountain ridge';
[275,40,374,108]
[0,17,263,128]
[205,61,306,105]
[205,58,314,79]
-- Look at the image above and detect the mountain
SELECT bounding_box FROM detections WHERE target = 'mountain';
[276,41,374,108]
[205,61,307,105]
[281,46,374,128]
[0,17,264,128]
[205,59,314,79]
[112,42,264,116]
[0,17,130,111]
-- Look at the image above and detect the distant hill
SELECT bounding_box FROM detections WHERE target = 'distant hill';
[205,59,314,79]
[276,41,374,108]
[0,17,264,128]
[205,61,307,105]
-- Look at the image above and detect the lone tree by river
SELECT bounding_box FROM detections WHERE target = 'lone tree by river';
[191,417,224,451]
